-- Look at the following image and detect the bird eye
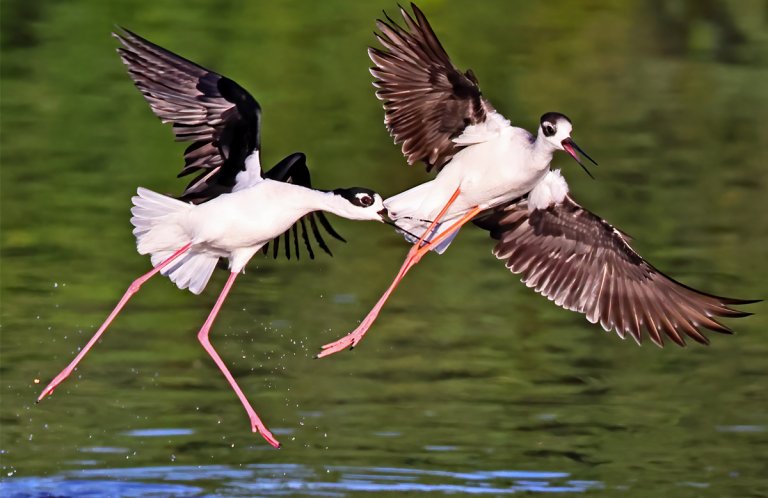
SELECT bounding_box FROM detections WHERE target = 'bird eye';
[543,123,556,137]
[358,194,374,207]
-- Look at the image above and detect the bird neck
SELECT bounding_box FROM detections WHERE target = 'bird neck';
[290,187,355,219]
[530,136,557,171]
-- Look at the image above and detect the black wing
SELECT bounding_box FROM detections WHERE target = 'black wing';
[114,28,262,203]
[473,196,755,347]
[369,3,494,173]
[260,153,346,260]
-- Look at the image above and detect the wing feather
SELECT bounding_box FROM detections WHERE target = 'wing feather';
[114,28,261,202]
[474,195,755,347]
[260,153,345,261]
[369,4,493,172]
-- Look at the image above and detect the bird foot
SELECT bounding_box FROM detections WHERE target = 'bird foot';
[316,327,367,358]
[251,419,281,448]
[37,370,72,402]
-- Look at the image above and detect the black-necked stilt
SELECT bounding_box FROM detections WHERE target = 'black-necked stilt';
[37,29,390,448]
[317,4,754,358]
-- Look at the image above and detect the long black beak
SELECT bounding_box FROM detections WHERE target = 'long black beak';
[379,209,423,240]
[561,138,598,179]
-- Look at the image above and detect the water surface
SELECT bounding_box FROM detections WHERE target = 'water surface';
[1,1,767,496]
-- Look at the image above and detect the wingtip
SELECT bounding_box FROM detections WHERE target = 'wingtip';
[380,10,398,29]
[647,333,664,348]
[726,297,762,305]
[112,25,134,42]
[726,310,754,318]
[667,330,688,347]
[707,320,734,336]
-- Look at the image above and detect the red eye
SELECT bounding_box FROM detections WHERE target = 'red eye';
[360,195,374,207]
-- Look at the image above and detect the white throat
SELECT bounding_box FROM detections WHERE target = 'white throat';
[530,134,559,171]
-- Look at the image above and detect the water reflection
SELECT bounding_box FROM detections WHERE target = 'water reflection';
[1,463,602,497]
[123,428,196,438]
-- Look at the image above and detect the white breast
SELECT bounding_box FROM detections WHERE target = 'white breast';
[385,115,557,254]
[528,169,569,211]
[441,126,547,210]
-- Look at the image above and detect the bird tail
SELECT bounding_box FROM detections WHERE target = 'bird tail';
[385,184,459,255]
[130,187,218,294]
[388,218,459,255]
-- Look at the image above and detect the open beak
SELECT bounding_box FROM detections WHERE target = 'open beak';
[561,138,598,179]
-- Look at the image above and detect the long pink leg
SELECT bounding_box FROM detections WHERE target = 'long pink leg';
[38,243,192,402]
[197,271,280,449]
[317,190,483,358]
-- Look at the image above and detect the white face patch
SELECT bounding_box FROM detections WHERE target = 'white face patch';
[332,192,386,221]
[539,118,573,150]
[553,121,573,143]
[355,192,375,207]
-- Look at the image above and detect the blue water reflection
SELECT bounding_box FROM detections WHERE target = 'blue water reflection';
[1,464,601,497]
[123,428,196,438]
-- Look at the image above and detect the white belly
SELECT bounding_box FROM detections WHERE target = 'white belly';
[183,182,303,254]
[385,132,549,253]
[389,141,547,219]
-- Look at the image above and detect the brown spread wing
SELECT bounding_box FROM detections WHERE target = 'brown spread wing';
[473,196,755,346]
[369,4,493,172]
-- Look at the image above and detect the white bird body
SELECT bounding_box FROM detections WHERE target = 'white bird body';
[318,4,753,362]
[132,180,386,293]
[385,112,558,251]
[40,27,392,449]
[187,182,346,255]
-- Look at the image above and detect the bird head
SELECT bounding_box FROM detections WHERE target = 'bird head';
[331,188,390,222]
[539,112,598,178]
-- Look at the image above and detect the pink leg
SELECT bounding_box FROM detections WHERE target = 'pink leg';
[317,192,482,358]
[315,248,420,358]
[38,244,192,402]
[197,271,280,449]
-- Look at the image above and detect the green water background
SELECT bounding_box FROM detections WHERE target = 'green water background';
[1,0,767,496]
